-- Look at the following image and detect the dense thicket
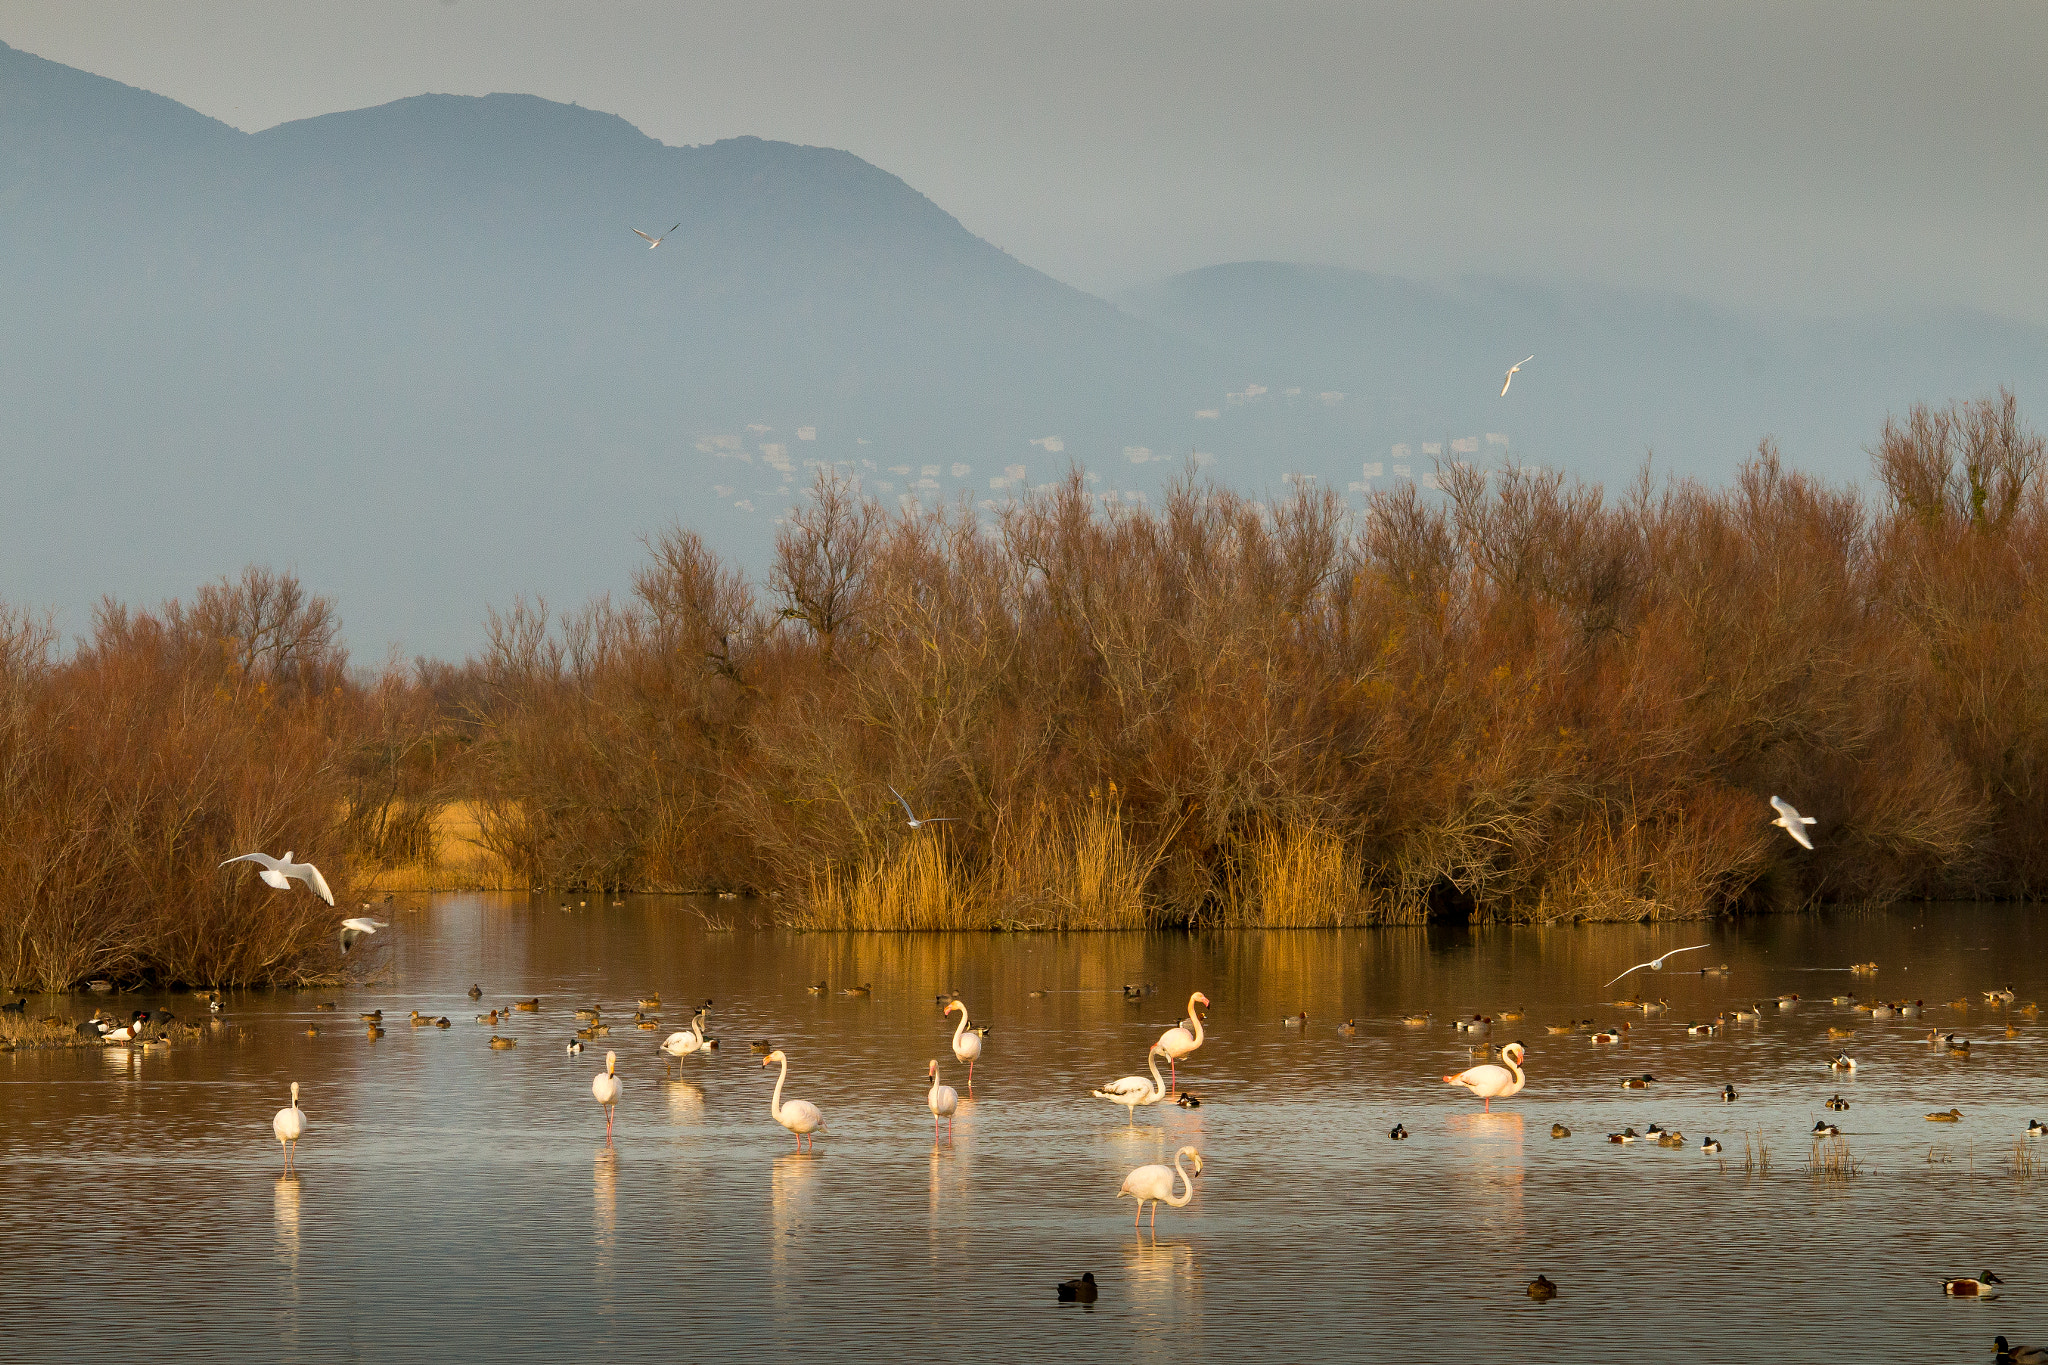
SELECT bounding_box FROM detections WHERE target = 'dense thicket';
[3,394,2043,981]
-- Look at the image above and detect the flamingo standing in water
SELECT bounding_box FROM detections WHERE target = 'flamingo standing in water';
[926,1059,960,1138]
[763,1049,826,1150]
[1155,990,1210,1090]
[944,998,983,1090]
[658,1008,710,1070]
[271,1081,307,1172]
[592,1051,622,1141]
[1443,1040,1527,1111]
[1118,1145,1202,1231]
[1092,1045,1170,1124]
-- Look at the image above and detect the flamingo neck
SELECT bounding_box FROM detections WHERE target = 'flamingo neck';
[1146,1049,1165,1099]
[1184,995,1205,1048]
[950,1005,969,1047]
[1167,1150,1197,1207]
[1503,1050,1523,1087]
[770,1054,788,1121]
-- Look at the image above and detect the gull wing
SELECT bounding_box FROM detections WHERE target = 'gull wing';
[1603,960,1653,988]
[294,861,336,906]
[632,228,657,243]
[1501,371,1514,397]
[220,851,284,872]
[665,223,680,236]
[888,785,919,822]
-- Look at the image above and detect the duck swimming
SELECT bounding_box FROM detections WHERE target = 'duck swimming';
[1551,1123,1570,1138]
[1057,1272,1098,1303]
[2028,1119,2047,1137]
[1527,1275,1557,1301]
[1620,1074,1655,1089]
[1721,1084,1739,1102]
[1825,1094,1849,1110]
[1389,1123,1408,1140]
[1812,1120,1840,1137]
[1828,1053,1857,1071]
[1926,1108,1963,1122]
[1942,1272,2003,1298]
[1607,1127,1640,1144]
[1701,1136,1722,1154]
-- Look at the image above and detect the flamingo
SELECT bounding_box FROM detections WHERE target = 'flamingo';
[1155,991,1210,1089]
[658,1008,710,1069]
[632,223,680,249]
[220,851,335,905]
[943,998,983,1089]
[271,1081,307,1172]
[1442,1040,1527,1111]
[1118,1145,1202,1231]
[1092,1045,1170,1124]
[592,1051,622,1141]
[926,1059,960,1138]
[762,1049,825,1150]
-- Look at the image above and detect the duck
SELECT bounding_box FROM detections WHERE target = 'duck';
[1830,993,1856,1006]
[1825,1093,1849,1110]
[1995,1336,2048,1364]
[434,1017,451,1028]
[1686,1019,1721,1038]
[841,984,872,997]
[365,1024,385,1038]
[1121,984,1150,1000]
[1545,1024,1576,1035]
[575,1006,602,1020]
[1526,1275,1557,1301]
[489,1035,517,1049]
[1870,1002,1895,1020]
[1607,1128,1640,1144]
[1656,1130,1687,1148]
[1337,1019,1358,1036]
[1282,1012,1309,1028]
[1986,986,2017,1005]
[1401,1013,1433,1027]
[637,996,661,1011]
[1027,989,1048,999]
[1389,1123,1408,1140]
[1828,1053,1857,1071]
[1640,999,1668,1015]
[2028,1119,2047,1137]
[1721,1084,1739,1102]
[1776,993,1801,1008]
[807,982,827,995]
[314,1002,337,1012]
[750,1040,774,1054]
[1812,1120,1840,1137]
[1551,1123,1570,1138]
[566,1039,583,1055]
[1926,1108,1963,1122]
[1644,1122,1668,1139]
[408,1011,433,1026]
[1949,1038,1974,1056]
[304,1025,320,1037]
[1827,1026,1855,1039]
[1176,1092,1202,1109]
[514,998,540,1011]
[1941,1272,2004,1298]
[1948,998,1972,1010]
[1453,1014,1491,1033]
[1499,1008,1524,1021]
[468,984,483,1000]
[1589,1026,1627,1044]
[1056,1272,1099,1303]
[1700,964,1731,976]
[1732,1005,1764,1022]
[636,1018,659,1031]
[358,1010,383,1023]
[2007,1023,2022,1038]
[1620,1074,1655,1089]
[1900,1000,1923,1018]
[1701,1136,1722,1155]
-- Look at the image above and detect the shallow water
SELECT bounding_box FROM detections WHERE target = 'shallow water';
[3,898,2046,1362]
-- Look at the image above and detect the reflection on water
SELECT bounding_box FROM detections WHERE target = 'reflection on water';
[1,897,2046,1361]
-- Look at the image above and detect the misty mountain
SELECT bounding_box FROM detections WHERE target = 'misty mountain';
[4,41,2042,655]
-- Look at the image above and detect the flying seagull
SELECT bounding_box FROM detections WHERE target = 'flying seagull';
[632,223,681,249]
[1605,944,1711,989]
[338,917,388,955]
[888,786,955,831]
[220,851,334,906]
[1770,795,1818,850]
[1500,355,1534,397]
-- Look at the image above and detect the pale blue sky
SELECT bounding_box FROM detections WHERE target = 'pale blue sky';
[9,0,2045,320]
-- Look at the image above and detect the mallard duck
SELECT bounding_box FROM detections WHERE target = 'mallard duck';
[1949,1038,1973,1056]
[1926,1108,1963,1122]
[566,1038,583,1054]
[2022,1002,2041,1016]
[1527,1275,1557,1301]
[1607,1128,1639,1144]
[1942,1272,2004,1297]
[1828,1053,1857,1071]
[1389,1123,1407,1140]
[1337,1019,1358,1036]
[842,984,872,997]
[2028,1119,2047,1137]
[1056,1272,1098,1303]
[1995,1335,2047,1364]
[1812,1120,1840,1137]
[1825,1093,1849,1110]
[1701,1136,1722,1154]
[1721,1084,1739,1102]
[1551,1123,1570,1138]
[489,1035,517,1049]
[1620,1074,1655,1089]
[1948,997,1972,1010]
[514,998,540,1011]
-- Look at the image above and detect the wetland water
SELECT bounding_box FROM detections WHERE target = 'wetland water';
[3,898,2045,1362]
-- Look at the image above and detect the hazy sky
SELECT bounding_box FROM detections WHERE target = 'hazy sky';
[10,1,2047,318]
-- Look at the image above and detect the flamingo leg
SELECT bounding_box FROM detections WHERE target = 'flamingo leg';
[967,1057,974,1090]
[1169,1058,1177,1089]
[1484,1097,1492,1112]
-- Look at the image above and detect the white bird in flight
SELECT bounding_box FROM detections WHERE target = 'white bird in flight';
[1605,943,1711,988]
[632,223,681,249]
[338,917,388,955]
[889,786,955,830]
[1500,355,1534,397]
[1770,795,1818,850]
[220,851,334,905]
